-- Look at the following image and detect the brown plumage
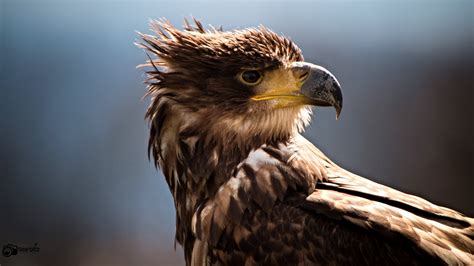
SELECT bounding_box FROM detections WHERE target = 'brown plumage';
[137,19,474,265]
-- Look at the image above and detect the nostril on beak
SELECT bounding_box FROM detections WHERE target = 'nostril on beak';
[299,71,309,81]
[291,62,311,82]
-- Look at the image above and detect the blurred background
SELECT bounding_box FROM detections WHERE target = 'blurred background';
[1,0,472,265]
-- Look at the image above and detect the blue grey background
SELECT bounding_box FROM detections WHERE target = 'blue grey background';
[1,1,472,265]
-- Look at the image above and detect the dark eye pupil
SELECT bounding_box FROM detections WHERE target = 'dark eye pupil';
[242,71,261,83]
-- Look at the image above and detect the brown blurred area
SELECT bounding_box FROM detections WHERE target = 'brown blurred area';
[1,1,472,265]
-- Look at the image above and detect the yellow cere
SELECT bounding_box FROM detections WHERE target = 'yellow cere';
[251,67,309,108]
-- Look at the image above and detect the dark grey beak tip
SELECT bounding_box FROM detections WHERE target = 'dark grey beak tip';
[335,104,342,120]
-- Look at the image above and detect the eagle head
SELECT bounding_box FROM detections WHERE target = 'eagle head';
[138,19,342,155]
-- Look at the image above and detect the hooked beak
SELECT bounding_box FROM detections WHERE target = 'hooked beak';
[251,62,343,119]
[295,62,343,119]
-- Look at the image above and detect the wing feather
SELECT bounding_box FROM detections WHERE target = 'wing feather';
[299,136,474,265]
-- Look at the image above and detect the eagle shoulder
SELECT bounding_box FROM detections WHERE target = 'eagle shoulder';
[191,138,325,246]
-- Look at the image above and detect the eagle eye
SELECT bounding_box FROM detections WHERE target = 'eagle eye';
[240,70,262,85]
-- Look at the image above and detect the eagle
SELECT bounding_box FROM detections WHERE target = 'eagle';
[137,19,474,265]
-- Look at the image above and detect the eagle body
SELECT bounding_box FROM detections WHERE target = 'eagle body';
[138,19,474,265]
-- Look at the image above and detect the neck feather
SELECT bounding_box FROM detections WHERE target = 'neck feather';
[147,98,314,257]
